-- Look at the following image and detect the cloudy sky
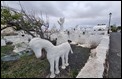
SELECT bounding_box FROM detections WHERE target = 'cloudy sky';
[2,1,121,29]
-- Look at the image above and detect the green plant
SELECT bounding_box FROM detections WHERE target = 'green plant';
[70,69,78,78]
[1,45,14,57]
[116,26,121,32]
[117,26,121,30]
[110,25,117,32]
[1,8,22,25]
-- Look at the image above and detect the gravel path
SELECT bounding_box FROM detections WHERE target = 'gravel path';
[108,32,121,78]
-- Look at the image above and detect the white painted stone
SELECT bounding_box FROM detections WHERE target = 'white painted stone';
[76,58,104,78]
[76,35,109,78]
[13,42,29,53]
[1,39,6,46]
[90,49,97,58]
[3,34,32,45]
[1,27,15,35]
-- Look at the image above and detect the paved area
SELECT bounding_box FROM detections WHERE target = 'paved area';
[108,32,121,78]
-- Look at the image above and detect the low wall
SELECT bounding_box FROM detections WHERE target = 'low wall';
[76,35,109,78]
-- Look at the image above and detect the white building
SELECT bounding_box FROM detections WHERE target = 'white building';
[93,24,108,31]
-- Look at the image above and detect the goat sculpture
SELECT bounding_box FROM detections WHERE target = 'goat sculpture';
[29,38,73,78]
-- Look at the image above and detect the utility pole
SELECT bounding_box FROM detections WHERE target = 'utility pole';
[108,13,112,34]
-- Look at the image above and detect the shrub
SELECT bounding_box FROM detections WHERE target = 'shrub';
[111,25,117,32]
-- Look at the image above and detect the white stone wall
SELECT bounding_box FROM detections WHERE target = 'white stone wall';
[76,35,109,78]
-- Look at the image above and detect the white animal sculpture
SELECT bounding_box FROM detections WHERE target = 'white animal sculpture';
[29,38,73,78]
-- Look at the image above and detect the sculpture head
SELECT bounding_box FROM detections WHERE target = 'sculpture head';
[29,37,50,60]
[33,49,42,58]
[32,48,46,60]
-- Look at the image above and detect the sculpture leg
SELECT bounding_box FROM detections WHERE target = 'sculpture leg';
[61,55,66,69]
[49,59,55,78]
[65,52,69,66]
[55,57,60,74]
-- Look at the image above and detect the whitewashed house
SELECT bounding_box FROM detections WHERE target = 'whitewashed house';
[93,24,108,31]
[92,24,108,35]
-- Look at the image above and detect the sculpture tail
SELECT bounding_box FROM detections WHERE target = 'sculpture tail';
[68,40,73,54]
[70,46,73,54]
[70,48,73,54]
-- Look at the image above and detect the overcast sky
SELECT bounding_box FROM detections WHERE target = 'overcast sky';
[2,1,121,29]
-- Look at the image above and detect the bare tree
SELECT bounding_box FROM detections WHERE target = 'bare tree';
[1,2,50,39]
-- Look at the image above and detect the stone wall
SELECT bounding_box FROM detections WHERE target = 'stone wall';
[76,35,109,78]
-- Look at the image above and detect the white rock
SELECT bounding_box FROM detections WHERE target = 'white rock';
[13,42,29,53]
[1,39,6,46]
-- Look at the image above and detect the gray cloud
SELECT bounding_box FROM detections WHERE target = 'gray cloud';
[2,1,121,29]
